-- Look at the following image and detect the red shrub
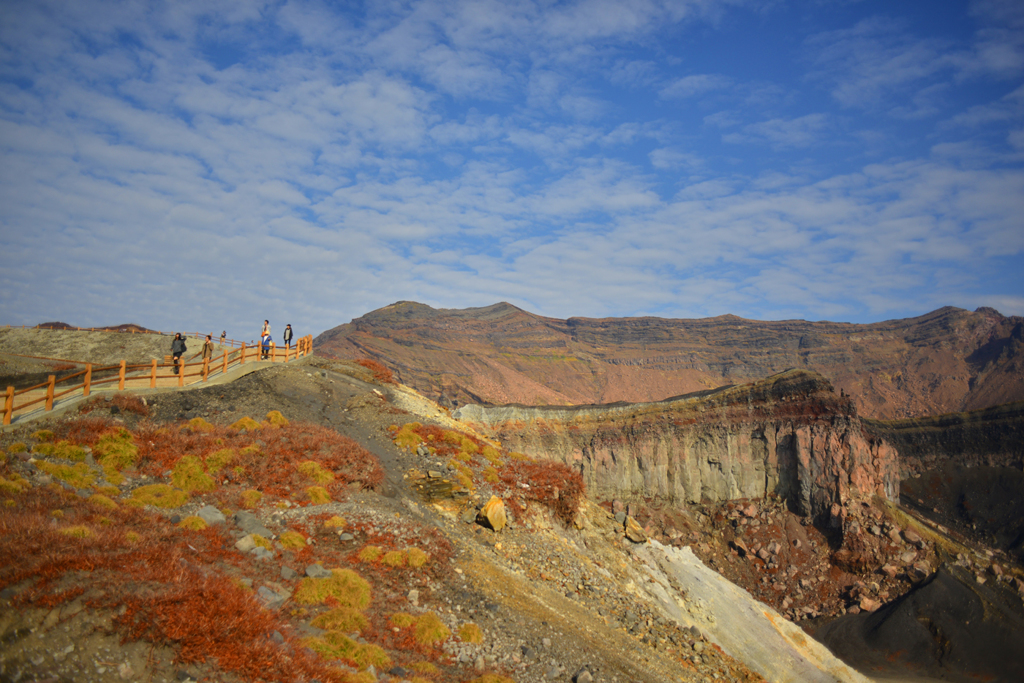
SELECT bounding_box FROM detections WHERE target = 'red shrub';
[356,358,395,384]
[498,460,585,526]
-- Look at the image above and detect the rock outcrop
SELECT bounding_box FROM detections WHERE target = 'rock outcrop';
[455,370,898,523]
[314,301,1024,419]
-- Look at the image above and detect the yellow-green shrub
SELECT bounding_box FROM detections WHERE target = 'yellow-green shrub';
[60,525,94,539]
[389,612,416,628]
[240,489,263,509]
[307,486,331,504]
[7,442,26,454]
[311,608,368,633]
[205,448,235,474]
[172,455,215,493]
[305,632,390,671]
[0,474,31,494]
[293,568,371,609]
[94,428,137,483]
[126,484,187,509]
[414,612,450,646]
[266,410,288,426]
[178,516,208,530]
[187,417,215,432]
[324,515,346,529]
[380,550,406,567]
[279,530,307,550]
[407,547,429,568]
[231,417,261,431]
[358,545,382,562]
[458,622,484,643]
[393,423,424,451]
[36,461,95,489]
[88,494,118,510]
[32,429,54,442]
[298,460,334,484]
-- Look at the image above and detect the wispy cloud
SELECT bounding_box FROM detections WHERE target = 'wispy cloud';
[0,0,1022,338]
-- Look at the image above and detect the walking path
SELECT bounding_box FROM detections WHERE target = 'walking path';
[3,332,313,426]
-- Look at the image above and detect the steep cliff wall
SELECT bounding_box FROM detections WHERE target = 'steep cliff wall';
[454,370,899,523]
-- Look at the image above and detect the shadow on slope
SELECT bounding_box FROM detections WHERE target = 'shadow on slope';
[810,565,1024,682]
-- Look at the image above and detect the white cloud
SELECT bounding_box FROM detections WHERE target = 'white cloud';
[722,113,829,148]
[660,73,731,99]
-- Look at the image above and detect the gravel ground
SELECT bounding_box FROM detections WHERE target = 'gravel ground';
[1,352,762,683]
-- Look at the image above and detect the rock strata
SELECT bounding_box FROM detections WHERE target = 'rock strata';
[457,370,899,523]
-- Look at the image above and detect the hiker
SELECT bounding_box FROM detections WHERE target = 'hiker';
[262,320,270,337]
[283,324,293,349]
[220,330,226,345]
[260,330,273,360]
[171,333,187,372]
[202,334,215,362]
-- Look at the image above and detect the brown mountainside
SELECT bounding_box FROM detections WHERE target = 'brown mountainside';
[314,301,1024,419]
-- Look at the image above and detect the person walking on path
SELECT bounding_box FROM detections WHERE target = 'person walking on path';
[262,320,270,337]
[171,333,187,372]
[201,334,215,361]
[220,331,226,345]
[283,324,293,349]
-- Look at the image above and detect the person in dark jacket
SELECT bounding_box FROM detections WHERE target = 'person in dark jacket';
[171,333,187,372]
[283,324,293,349]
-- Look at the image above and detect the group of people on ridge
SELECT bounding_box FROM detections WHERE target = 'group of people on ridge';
[169,321,294,371]
[261,320,293,359]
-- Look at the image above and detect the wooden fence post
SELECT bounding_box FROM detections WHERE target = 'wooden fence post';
[178,360,184,387]
[151,359,157,388]
[203,358,209,381]
[222,349,228,375]
[3,386,12,425]
[83,364,92,397]
[46,375,55,411]
[118,360,126,390]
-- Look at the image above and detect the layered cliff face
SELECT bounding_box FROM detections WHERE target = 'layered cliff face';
[454,370,899,523]
[314,301,1024,419]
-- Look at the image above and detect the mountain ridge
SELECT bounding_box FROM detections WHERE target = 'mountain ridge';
[315,302,1024,419]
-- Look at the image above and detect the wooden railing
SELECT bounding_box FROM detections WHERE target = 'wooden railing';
[3,335,313,425]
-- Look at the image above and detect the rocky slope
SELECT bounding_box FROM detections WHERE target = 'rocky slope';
[454,369,898,526]
[313,302,1024,419]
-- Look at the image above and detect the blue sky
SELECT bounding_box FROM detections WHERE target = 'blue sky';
[1,0,1022,339]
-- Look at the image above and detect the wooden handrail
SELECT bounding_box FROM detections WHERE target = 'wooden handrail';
[2,333,315,425]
